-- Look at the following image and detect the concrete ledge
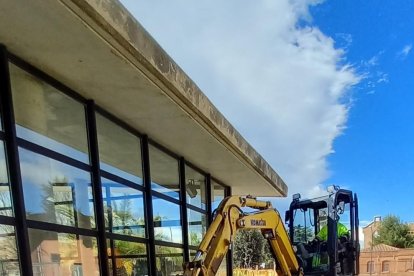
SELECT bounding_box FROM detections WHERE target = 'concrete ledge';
[65,0,287,196]
[0,0,287,196]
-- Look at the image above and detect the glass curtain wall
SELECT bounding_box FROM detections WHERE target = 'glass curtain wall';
[10,63,100,275]
[0,130,20,273]
[0,52,231,276]
[96,113,147,275]
[185,164,207,256]
[149,144,184,275]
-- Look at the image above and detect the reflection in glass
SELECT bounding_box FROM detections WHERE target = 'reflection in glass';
[187,210,206,247]
[149,145,180,199]
[338,202,351,232]
[28,229,99,275]
[293,207,319,243]
[152,197,182,244]
[185,165,206,209]
[212,181,226,211]
[19,148,95,229]
[111,240,147,276]
[102,178,145,238]
[10,63,89,163]
[155,246,183,276]
[0,141,13,216]
[189,249,197,259]
[0,224,20,275]
[96,113,143,184]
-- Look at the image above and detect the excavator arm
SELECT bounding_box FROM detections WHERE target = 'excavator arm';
[183,196,303,276]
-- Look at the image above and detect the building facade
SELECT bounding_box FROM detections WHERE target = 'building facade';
[360,218,414,275]
[0,1,288,275]
[359,245,414,275]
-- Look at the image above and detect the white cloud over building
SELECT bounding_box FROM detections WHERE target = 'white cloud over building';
[121,0,361,199]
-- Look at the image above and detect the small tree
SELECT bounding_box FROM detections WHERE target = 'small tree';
[373,215,414,248]
[233,229,272,268]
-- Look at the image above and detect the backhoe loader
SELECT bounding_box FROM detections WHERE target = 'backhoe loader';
[183,187,359,276]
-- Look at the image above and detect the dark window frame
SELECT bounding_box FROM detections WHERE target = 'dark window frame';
[148,141,181,201]
[95,109,145,187]
[1,46,232,276]
[184,161,209,212]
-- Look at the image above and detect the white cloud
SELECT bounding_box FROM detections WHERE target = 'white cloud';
[397,44,412,59]
[377,72,389,84]
[359,52,388,95]
[367,56,379,66]
[121,0,360,199]
[335,33,353,49]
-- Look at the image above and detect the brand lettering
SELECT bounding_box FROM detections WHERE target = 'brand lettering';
[251,219,266,226]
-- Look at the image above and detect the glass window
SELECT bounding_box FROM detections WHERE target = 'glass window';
[19,148,95,229]
[152,197,182,244]
[185,165,206,209]
[155,245,183,276]
[10,64,89,163]
[189,249,197,258]
[212,181,226,211]
[28,228,99,275]
[0,224,20,275]
[338,201,351,233]
[0,141,12,217]
[110,240,147,276]
[102,178,145,238]
[149,145,180,199]
[96,113,143,184]
[187,209,207,247]
[367,261,375,273]
[293,206,324,243]
[382,261,390,272]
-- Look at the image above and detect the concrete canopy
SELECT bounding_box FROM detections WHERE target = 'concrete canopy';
[0,0,288,196]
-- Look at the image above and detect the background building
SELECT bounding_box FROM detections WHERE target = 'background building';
[360,217,414,275]
[359,245,414,275]
[0,0,288,275]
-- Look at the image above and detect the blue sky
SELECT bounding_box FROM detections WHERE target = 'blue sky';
[119,0,414,229]
[311,1,414,224]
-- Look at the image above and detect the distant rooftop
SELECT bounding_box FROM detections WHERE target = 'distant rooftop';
[362,244,399,253]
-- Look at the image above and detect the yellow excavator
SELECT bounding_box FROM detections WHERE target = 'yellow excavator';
[183,188,359,276]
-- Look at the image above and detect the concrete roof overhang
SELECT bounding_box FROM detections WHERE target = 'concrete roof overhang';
[0,0,288,196]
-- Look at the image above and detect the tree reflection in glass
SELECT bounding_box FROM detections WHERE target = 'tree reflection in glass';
[110,240,147,275]
[152,197,182,244]
[0,141,13,217]
[0,224,20,274]
[155,246,183,276]
[187,210,206,247]
[102,178,145,238]
[19,148,95,229]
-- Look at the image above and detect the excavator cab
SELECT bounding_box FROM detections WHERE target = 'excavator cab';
[285,187,360,276]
